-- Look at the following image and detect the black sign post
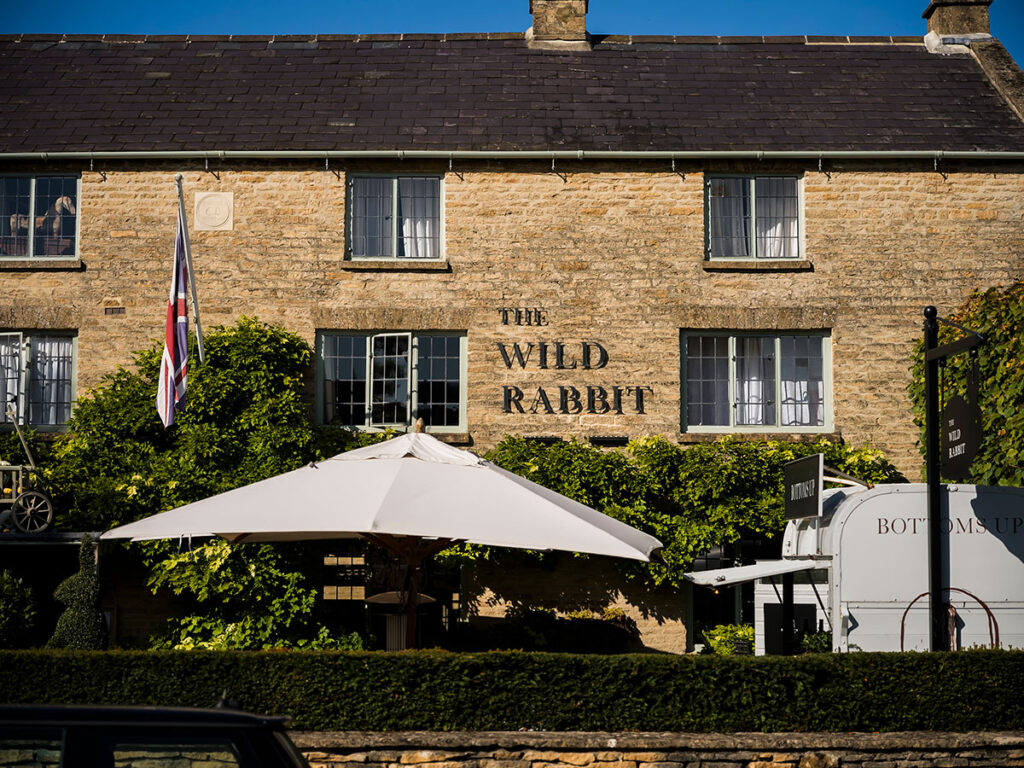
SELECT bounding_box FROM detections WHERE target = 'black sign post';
[923,305,984,652]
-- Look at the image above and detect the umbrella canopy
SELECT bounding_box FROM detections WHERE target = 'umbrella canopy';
[102,432,662,562]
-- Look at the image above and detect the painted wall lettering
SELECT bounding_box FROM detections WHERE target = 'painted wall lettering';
[502,385,652,415]
[496,341,609,370]
[498,307,548,326]
[496,307,652,418]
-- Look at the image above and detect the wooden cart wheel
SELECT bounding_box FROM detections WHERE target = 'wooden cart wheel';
[11,490,54,534]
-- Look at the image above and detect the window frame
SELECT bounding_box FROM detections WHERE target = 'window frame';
[704,174,803,261]
[0,174,81,260]
[0,330,77,431]
[316,330,467,433]
[681,330,832,434]
[346,173,445,262]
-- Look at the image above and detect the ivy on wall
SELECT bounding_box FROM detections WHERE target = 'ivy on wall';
[471,435,904,587]
[909,279,1024,487]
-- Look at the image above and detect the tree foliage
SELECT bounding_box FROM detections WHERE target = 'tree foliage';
[0,570,36,649]
[145,540,363,650]
[474,435,904,587]
[46,317,328,531]
[41,318,376,649]
[909,280,1024,486]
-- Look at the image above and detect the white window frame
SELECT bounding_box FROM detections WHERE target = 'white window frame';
[346,174,445,261]
[0,174,81,260]
[682,331,832,433]
[316,330,467,433]
[704,174,803,261]
[0,331,77,430]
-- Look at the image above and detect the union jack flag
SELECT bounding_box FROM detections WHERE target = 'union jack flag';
[156,205,190,428]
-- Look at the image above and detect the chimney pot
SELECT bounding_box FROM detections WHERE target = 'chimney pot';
[528,0,590,50]
[922,0,992,36]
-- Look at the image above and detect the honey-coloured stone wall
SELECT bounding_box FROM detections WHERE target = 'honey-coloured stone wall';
[2,159,1022,480]
[292,730,1024,768]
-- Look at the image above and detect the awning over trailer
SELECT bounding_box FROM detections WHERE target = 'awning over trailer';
[684,559,823,587]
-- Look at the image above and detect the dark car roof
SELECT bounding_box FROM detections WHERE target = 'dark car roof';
[0,703,290,729]
[2,33,1024,155]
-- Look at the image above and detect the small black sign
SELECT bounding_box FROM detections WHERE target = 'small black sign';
[784,454,823,520]
[942,394,979,480]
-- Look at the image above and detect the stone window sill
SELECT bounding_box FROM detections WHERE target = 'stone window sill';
[0,258,84,271]
[343,259,451,272]
[703,259,813,273]
[678,431,841,444]
[432,432,471,445]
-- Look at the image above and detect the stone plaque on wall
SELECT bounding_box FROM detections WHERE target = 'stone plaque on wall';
[194,192,234,231]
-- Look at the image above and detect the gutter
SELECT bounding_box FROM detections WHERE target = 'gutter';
[2,150,1024,162]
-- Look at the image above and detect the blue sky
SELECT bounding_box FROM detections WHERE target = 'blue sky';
[4,0,1023,64]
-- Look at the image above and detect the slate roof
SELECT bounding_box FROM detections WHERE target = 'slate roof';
[2,34,1024,154]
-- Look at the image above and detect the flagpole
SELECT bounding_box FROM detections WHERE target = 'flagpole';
[175,174,205,363]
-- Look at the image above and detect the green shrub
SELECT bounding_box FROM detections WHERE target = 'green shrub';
[801,631,833,654]
[702,624,754,655]
[908,280,1024,485]
[0,570,36,649]
[0,649,1021,732]
[46,535,107,650]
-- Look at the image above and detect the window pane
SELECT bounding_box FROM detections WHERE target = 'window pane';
[780,335,824,426]
[371,334,409,426]
[0,333,22,423]
[27,336,74,426]
[707,177,750,258]
[416,334,461,427]
[0,177,32,257]
[323,335,367,425]
[685,335,729,426]
[33,177,77,257]
[735,336,775,426]
[350,177,393,258]
[397,177,440,259]
[754,176,798,259]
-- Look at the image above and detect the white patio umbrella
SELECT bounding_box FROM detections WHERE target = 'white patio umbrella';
[102,431,662,647]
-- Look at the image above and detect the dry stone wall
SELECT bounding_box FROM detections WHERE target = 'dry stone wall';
[2,159,1022,477]
[293,730,1024,768]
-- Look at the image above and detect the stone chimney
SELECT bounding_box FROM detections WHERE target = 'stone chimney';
[922,0,992,37]
[922,0,1024,124]
[527,0,590,51]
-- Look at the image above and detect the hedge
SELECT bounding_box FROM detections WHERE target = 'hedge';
[2,649,1023,732]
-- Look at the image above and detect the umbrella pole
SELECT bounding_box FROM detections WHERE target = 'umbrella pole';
[361,533,457,650]
[405,564,421,650]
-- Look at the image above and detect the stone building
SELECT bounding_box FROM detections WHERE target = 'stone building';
[1,0,1022,651]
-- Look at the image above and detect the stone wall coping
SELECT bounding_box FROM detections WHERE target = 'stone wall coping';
[289,730,1024,751]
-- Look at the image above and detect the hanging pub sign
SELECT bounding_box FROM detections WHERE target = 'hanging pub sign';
[942,394,979,480]
[784,453,824,520]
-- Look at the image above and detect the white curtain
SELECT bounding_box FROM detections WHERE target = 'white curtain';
[780,336,824,426]
[781,379,823,426]
[735,336,774,426]
[708,177,750,258]
[0,333,21,423]
[398,177,439,259]
[29,336,73,426]
[755,177,799,259]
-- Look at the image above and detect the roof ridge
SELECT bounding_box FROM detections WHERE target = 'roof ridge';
[0,32,925,46]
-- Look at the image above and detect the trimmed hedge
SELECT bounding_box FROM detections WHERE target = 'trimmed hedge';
[1,649,1022,732]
